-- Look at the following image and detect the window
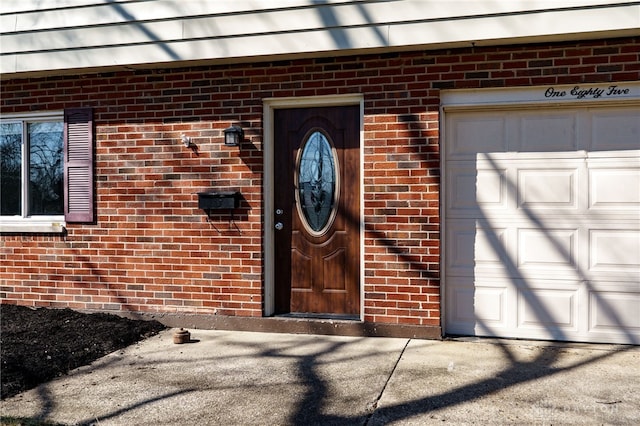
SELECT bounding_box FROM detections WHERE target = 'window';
[0,108,93,232]
[1,116,64,217]
[295,129,339,236]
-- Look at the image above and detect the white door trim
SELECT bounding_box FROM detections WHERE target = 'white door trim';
[263,94,365,317]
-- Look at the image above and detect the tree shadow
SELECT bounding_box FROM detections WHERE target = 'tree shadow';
[12,329,634,425]
[75,388,197,426]
[368,342,631,424]
[476,154,638,344]
[105,0,181,61]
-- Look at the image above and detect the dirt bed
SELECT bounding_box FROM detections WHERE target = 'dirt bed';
[1,304,165,399]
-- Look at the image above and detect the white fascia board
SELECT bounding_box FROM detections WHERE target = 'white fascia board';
[7,26,391,74]
[3,3,639,54]
[2,1,639,77]
[2,0,357,31]
[2,0,634,28]
[389,5,640,47]
[0,0,127,14]
[3,7,364,53]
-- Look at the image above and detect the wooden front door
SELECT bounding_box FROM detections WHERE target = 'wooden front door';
[274,105,360,316]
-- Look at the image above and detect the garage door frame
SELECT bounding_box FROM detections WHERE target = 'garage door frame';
[440,82,640,344]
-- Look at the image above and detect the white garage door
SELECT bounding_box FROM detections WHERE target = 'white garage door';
[444,102,640,344]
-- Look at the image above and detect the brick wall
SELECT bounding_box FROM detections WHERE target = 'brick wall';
[1,37,638,327]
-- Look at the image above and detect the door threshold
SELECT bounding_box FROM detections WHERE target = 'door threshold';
[278,313,360,321]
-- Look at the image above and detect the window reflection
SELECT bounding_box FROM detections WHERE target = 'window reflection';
[297,131,337,233]
[28,122,64,215]
[0,123,22,215]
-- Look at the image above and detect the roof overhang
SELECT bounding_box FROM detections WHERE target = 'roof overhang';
[2,0,639,79]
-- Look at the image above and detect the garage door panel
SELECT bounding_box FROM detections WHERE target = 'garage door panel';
[591,108,640,151]
[445,278,508,335]
[447,162,508,213]
[589,291,640,344]
[445,281,475,336]
[475,226,508,265]
[518,168,579,210]
[589,160,640,212]
[475,287,508,326]
[477,168,508,207]
[450,287,476,323]
[448,168,478,211]
[447,114,506,159]
[446,222,477,275]
[450,285,507,324]
[446,219,511,277]
[517,288,578,331]
[519,113,578,152]
[590,229,640,274]
[518,228,578,272]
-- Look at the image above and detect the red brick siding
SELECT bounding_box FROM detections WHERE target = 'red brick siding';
[1,37,639,326]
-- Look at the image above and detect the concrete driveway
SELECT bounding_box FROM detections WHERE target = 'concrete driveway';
[1,329,638,425]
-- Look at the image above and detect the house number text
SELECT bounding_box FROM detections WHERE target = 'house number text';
[544,85,630,100]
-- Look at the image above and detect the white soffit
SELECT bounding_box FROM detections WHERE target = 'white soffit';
[1,0,639,77]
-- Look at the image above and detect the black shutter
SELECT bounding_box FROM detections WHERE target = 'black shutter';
[64,107,94,223]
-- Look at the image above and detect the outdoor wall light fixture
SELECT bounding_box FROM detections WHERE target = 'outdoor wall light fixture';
[181,134,192,148]
[224,125,243,147]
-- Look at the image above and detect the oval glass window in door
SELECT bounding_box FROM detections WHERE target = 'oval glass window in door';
[296,130,339,235]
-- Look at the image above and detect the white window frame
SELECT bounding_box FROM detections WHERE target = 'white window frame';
[0,111,66,233]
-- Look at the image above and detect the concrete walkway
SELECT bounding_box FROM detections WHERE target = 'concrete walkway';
[1,329,638,425]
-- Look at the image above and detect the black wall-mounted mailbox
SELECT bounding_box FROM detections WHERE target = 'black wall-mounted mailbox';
[198,192,239,210]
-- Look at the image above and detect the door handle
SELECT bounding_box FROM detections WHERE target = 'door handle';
[275,222,284,231]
